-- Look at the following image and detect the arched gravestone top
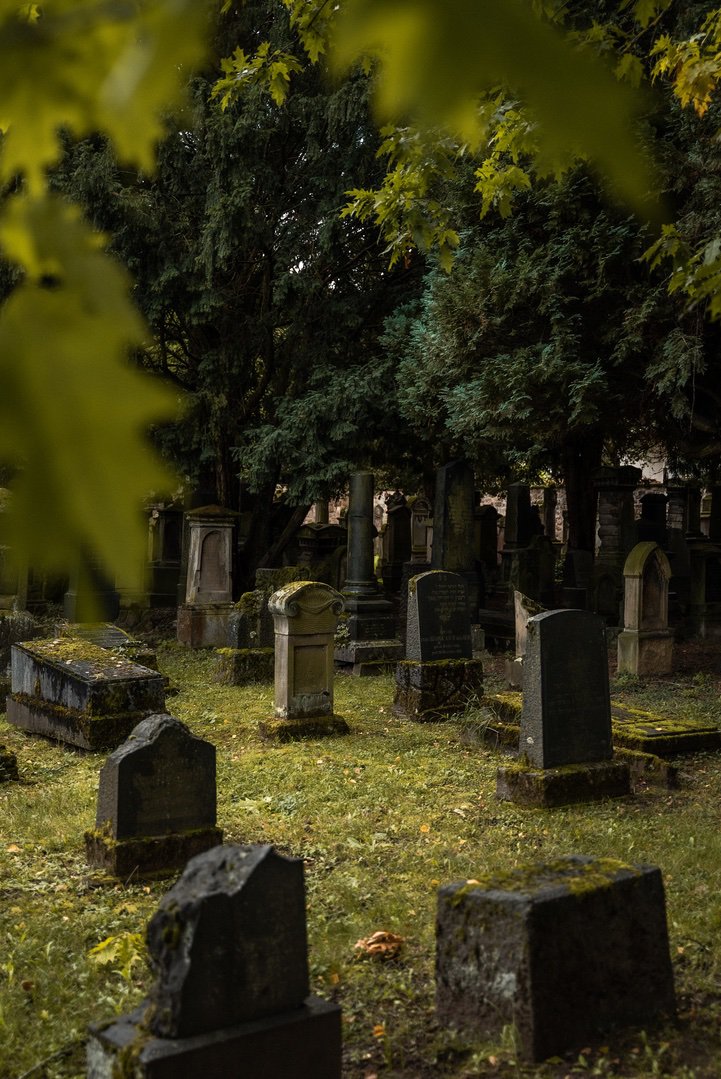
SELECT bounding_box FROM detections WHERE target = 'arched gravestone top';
[520,609,611,769]
[622,542,671,633]
[269,580,344,636]
[95,714,216,840]
[406,570,472,662]
[623,541,671,581]
[146,844,309,1039]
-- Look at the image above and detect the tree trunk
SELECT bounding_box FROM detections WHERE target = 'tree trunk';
[561,431,603,552]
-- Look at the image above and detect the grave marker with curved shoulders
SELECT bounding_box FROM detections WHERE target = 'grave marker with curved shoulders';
[617,541,673,676]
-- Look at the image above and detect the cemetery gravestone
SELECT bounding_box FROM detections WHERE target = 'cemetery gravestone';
[6,638,165,751]
[505,590,545,689]
[617,542,674,676]
[432,461,480,619]
[221,567,305,686]
[85,714,222,879]
[259,581,349,740]
[336,472,402,675]
[87,844,342,1079]
[436,855,676,1062]
[497,609,630,806]
[393,571,483,721]
[177,505,236,648]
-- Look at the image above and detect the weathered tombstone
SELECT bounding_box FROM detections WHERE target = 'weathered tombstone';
[505,590,545,689]
[0,609,36,696]
[497,609,630,806]
[147,501,183,607]
[87,844,342,1079]
[59,621,157,670]
[259,581,349,740]
[638,492,668,547]
[222,567,305,685]
[6,638,165,751]
[177,505,236,648]
[393,571,483,721]
[381,491,412,595]
[335,473,402,675]
[432,461,480,618]
[592,465,641,623]
[474,503,499,581]
[436,855,676,1063]
[63,553,120,623]
[617,542,673,676]
[85,715,222,879]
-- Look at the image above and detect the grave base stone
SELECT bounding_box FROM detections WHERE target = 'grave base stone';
[87,996,342,1079]
[617,628,674,676]
[496,759,631,808]
[86,824,223,881]
[258,715,350,742]
[334,638,403,676]
[0,744,18,782]
[392,658,484,721]
[177,603,234,649]
[436,855,675,1063]
[214,647,274,686]
[6,639,165,751]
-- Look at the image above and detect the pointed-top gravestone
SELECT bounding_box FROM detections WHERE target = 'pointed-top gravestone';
[87,844,342,1079]
[85,714,222,879]
[147,845,309,1037]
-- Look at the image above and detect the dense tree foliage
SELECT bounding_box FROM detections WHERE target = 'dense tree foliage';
[52,0,426,576]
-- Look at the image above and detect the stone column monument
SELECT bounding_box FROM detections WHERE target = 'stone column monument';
[335,472,402,675]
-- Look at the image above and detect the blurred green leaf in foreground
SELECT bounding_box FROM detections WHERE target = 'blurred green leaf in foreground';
[0,0,209,587]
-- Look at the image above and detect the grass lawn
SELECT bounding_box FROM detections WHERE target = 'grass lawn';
[2,641,721,1078]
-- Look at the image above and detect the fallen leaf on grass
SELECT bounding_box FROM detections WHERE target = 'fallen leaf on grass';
[354,930,405,960]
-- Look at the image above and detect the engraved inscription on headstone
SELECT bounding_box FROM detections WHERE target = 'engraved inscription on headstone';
[407,571,472,662]
[520,609,611,768]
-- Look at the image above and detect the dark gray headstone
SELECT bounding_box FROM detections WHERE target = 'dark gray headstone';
[406,571,472,662]
[96,715,216,839]
[521,609,611,768]
[431,461,475,573]
[146,844,310,1039]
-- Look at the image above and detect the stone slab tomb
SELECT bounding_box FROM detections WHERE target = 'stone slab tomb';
[436,855,676,1062]
[393,570,483,721]
[497,609,630,806]
[85,714,222,879]
[87,844,342,1079]
[259,581,349,740]
[617,542,674,676]
[6,638,165,751]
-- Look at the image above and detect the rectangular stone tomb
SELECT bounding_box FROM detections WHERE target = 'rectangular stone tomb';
[436,855,676,1062]
[85,714,222,879]
[214,647,274,686]
[87,844,342,1078]
[611,702,721,756]
[6,639,165,750]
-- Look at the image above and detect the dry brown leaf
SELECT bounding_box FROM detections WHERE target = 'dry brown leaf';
[354,930,405,960]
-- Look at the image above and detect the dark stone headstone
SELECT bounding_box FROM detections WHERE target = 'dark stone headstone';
[521,609,611,768]
[406,571,472,662]
[87,844,342,1078]
[431,461,479,616]
[436,855,676,1062]
[85,715,222,879]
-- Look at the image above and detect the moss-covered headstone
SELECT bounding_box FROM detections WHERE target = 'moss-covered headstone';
[436,855,676,1062]
[86,844,342,1078]
[85,714,222,879]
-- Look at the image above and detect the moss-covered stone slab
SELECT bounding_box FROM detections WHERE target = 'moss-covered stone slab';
[393,657,483,721]
[0,743,18,782]
[6,638,165,750]
[436,855,676,1062]
[214,647,274,685]
[258,715,350,742]
[611,702,721,756]
[84,824,223,881]
[486,692,721,759]
[496,759,631,808]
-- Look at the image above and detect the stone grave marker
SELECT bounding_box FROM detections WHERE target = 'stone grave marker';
[617,542,673,676]
[505,590,544,689]
[6,638,165,751]
[436,855,676,1062]
[431,460,480,618]
[259,581,349,740]
[87,844,342,1078]
[497,609,630,805]
[393,570,483,721]
[220,567,304,687]
[177,505,236,648]
[85,714,222,879]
